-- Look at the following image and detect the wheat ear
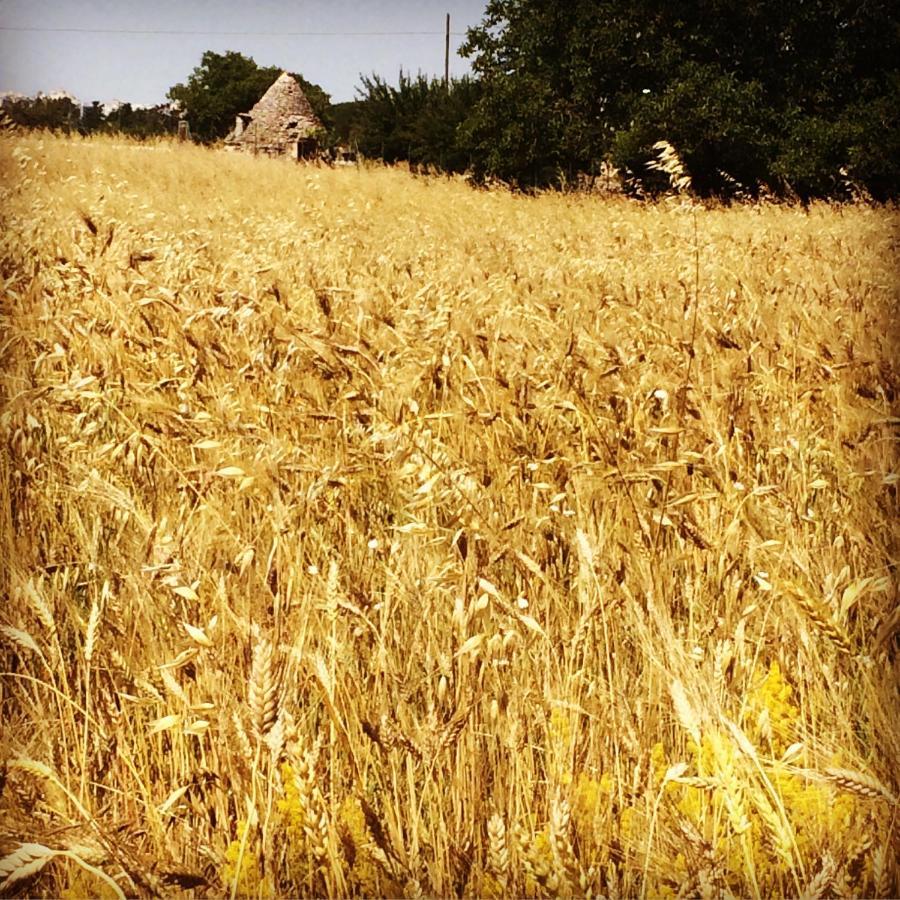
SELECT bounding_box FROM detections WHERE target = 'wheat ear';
[487,813,509,890]
[549,793,578,893]
[825,767,898,805]
[0,843,56,892]
[799,853,835,900]
[11,757,93,821]
[784,581,853,655]
[872,844,891,898]
[249,636,278,740]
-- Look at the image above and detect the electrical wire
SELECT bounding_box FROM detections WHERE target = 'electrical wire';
[0,26,467,37]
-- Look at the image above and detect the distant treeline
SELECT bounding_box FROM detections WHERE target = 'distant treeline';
[5,0,899,200]
[1,94,180,138]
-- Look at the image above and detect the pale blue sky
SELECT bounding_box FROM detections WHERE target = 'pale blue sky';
[0,0,487,105]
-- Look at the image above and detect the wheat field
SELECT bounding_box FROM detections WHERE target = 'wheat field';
[0,132,898,898]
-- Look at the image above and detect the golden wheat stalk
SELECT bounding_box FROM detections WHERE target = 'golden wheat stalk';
[248,636,278,740]
[1,623,42,657]
[0,839,125,898]
[264,706,286,760]
[83,592,102,664]
[799,853,835,900]
[548,794,578,893]
[669,677,701,743]
[511,822,540,894]
[232,710,253,761]
[291,751,330,866]
[324,558,340,626]
[647,140,693,194]
[379,712,423,760]
[783,581,854,655]
[824,767,898,805]
[23,578,59,653]
[487,813,509,889]
[872,844,891,898]
[11,756,93,821]
[0,843,56,892]
[436,698,473,754]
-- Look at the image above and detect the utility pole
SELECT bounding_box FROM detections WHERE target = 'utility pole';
[444,13,450,92]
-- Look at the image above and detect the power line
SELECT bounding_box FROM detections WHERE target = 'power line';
[0,26,468,37]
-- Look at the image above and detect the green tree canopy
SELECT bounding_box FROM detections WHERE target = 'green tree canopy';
[167,51,331,143]
[461,0,900,197]
[353,71,480,172]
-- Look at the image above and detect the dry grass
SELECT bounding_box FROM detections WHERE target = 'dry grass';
[0,131,898,898]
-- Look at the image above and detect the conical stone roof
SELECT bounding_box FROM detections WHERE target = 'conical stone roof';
[226,72,322,151]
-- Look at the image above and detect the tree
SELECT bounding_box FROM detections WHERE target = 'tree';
[167,51,331,143]
[329,100,366,147]
[460,1,645,187]
[460,0,900,197]
[4,94,80,132]
[610,62,775,196]
[353,71,479,173]
[104,103,179,139]
[79,101,105,134]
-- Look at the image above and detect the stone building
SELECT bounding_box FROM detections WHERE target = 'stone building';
[224,72,322,159]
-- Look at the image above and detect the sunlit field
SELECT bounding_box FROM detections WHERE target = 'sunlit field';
[1,132,898,898]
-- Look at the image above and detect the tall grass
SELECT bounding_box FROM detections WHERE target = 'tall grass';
[1,132,898,898]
